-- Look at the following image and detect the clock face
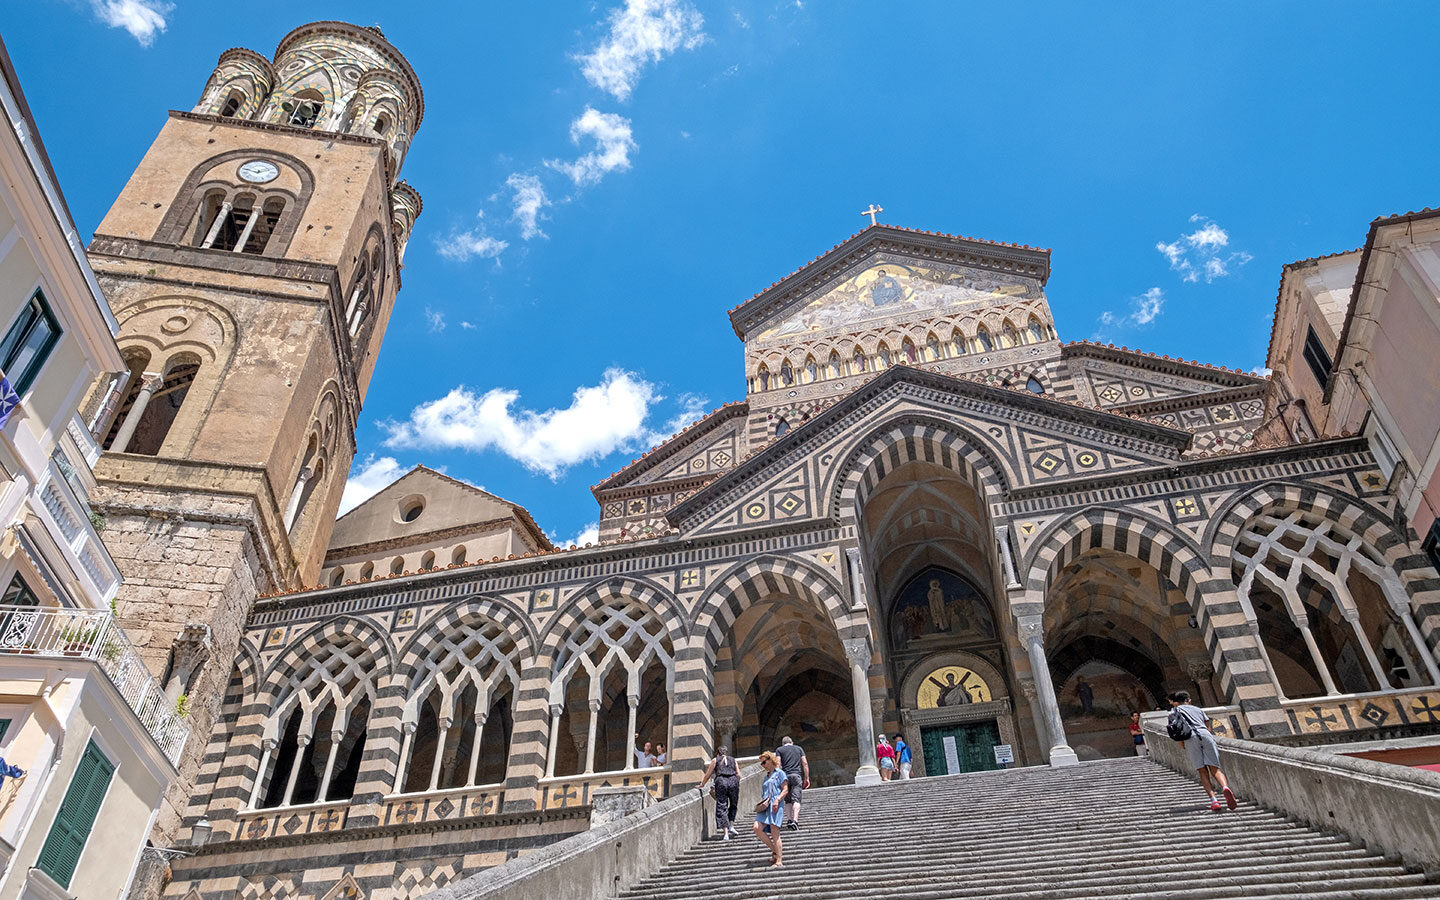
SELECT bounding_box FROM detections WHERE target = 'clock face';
[238,160,279,184]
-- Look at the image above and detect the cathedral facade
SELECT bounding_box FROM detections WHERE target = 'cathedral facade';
[83,21,1440,900]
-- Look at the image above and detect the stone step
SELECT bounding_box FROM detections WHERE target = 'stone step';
[617,759,1437,900]
[639,833,1370,891]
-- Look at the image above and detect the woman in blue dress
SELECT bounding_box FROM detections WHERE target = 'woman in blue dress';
[752,750,790,867]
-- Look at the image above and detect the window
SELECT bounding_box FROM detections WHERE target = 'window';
[420,551,435,570]
[451,545,467,565]
[359,561,374,579]
[0,718,10,744]
[36,739,114,889]
[1,573,39,607]
[1424,520,1440,574]
[373,113,391,135]
[329,568,344,587]
[1302,325,1333,388]
[389,556,404,575]
[0,290,61,396]
[775,419,790,437]
[219,92,243,117]
[1025,376,1045,395]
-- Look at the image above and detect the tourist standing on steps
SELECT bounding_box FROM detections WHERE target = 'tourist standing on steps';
[753,751,789,867]
[1167,691,1237,812]
[1129,712,1148,758]
[876,734,896,780]
[894,734,912,779]
[699,745,741,840]
[776,736,809,830]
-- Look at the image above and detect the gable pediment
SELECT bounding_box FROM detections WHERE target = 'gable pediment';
[730,227,1051,341]
[668,367,1191,537]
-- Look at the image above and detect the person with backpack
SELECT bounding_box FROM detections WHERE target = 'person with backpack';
[699,744,742,840]
[1167,691,1237,811]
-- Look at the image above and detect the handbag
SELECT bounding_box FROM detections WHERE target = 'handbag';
[753,798,770,814]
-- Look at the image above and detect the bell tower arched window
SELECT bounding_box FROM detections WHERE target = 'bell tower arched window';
[104,355,199,456]
[220,91,243,118]
[283,90,324,129]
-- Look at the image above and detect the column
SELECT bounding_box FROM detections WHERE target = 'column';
[624,695,639,770]
[466,712,488,786]
[1294,613,1340,695]
[1187,661,1218,707]
[429,717,451,791]
[1342,609,1392,691]
[713,714,737,755]
[232,205,261,253]
[199,200,233,249]
[248,739,277,808]
[282,465,315,531]
[281,736,310,806]
[842,637,881,785]
[108,372,163,453]
[995,525,1021,589]
[1246,618,1288,700]
[1018,680,1049,765]
[317,728,343,801]
[583,700,600,774]
[1387,597,1440,685]
[544,704,563,778]
[1016,616,1078,767]
[392,723,416,793]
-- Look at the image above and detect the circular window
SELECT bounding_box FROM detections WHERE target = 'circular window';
[397,495,425,523]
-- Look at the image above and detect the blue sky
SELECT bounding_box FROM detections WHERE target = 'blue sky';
[4,2,1438,550]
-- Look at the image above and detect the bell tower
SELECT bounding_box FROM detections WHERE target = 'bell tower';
[86,21,423,840]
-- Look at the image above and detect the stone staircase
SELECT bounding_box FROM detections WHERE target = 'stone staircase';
[618,757,1440,899]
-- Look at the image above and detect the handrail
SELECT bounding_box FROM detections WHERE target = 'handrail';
[0,604,188,764]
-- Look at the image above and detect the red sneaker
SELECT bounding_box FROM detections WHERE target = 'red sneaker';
[1222,786,1237,810]
[1209,797,1223,812]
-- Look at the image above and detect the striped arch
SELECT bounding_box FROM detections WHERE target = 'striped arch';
[827,414,1012,524]
[1021,505,1279,722]
[260,616,396,697]
[398,593,537,675]
[183,638,265,827]
[1022,506,1208,600]
[1208,481,1440,651]
[537,575,688,665]
[691,554,858,661]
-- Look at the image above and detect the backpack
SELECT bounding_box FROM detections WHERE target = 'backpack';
[1166,708,1194,742]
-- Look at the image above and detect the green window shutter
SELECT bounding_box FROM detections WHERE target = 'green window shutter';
[35,739,115,889]
[0,718,10,744]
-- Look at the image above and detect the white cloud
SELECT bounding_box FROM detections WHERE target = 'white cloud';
[732,9,751,29]
[506,174,550,240]
[653,392,709,440]
[339,455,406,515]
[546,108,637,187]
[1156,216,1253,283]
[435,229,509,262]
[382,368,665,478]
[460,320,476,330]
[424,307,446,332]
[578,0,707,101]
[553,522,600,548]
[1095,287,1166,338]
[91,0,171,46]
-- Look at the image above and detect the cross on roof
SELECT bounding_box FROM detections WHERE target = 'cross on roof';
[861,204,884,226]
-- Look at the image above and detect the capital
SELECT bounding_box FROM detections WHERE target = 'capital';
[549,703,564,718]
[402,722,418,736]
[1015,615,1045,648]
[139,371,165,392]
[1018,678,1038,700]
[841,637,872,669]
[1187,660,1215,682]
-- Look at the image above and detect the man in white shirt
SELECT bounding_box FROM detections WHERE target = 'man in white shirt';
[634,736,653,769]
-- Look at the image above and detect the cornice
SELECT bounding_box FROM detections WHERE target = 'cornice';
[667,365,1192,528]
[591,403,748,495]
[1061,342,1261,388]
[203,805,587,853]
[325,516,528,560]
[1110,383,1268,418]
[729,226,1051,341]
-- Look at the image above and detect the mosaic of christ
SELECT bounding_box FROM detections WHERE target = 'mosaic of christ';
[753,259,1041,345]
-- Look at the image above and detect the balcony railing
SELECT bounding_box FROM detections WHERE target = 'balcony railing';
[34,458,120,604]
[0,605,188,764]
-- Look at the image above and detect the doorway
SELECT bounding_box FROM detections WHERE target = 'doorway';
[920,719,1001,776]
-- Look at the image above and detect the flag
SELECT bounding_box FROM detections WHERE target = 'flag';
[0,375,17,429]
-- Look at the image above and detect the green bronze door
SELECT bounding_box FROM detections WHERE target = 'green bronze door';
[919,720,1002,776]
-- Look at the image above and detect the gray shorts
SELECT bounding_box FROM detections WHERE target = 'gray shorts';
[785,773,802,804]
[1185,729,1221,770]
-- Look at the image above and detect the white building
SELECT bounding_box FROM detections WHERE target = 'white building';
[0,36,185,900]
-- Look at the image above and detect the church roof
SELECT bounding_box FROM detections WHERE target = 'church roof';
[330,464,552,552]
[592,401,749,494]
[727,224,1052,341]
